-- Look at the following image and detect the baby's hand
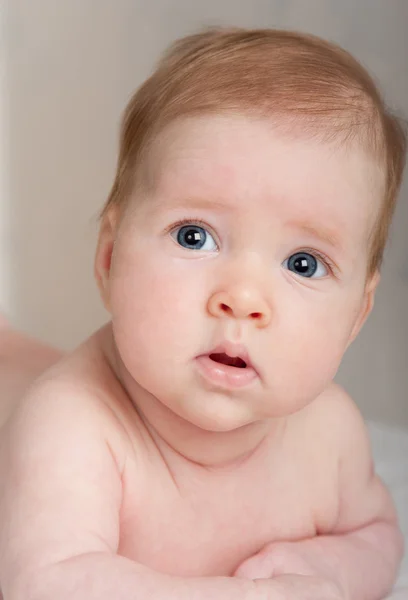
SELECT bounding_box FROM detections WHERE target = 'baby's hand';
[234,541,318,579]
[254,574,344,600]
[235,541,346,599]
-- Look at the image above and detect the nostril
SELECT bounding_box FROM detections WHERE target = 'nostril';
[220,303,232,314]
[250,312,262,319]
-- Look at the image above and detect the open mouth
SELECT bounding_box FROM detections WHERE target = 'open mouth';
[196,346,256,388]
[209,352,247,369]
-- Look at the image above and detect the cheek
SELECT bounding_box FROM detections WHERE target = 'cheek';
[274,292,361,400]
[109,249,208,363]
[300,299,356,361]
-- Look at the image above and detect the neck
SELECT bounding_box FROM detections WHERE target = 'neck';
[101,325,283,468]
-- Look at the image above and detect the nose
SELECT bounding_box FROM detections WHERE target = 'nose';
[207,286,271,328]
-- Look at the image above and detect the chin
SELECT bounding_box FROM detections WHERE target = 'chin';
[176,399,256,434]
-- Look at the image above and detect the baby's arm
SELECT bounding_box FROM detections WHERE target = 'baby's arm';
[235,389,403,599]
[0,381,333,600]
[0,325,62,427]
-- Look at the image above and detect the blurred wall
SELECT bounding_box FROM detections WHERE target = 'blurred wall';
[1,0,407,426]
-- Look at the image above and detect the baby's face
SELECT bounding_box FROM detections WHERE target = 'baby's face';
[103,114,382,432]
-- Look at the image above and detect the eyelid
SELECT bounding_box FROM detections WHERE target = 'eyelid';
[165,218,221,249]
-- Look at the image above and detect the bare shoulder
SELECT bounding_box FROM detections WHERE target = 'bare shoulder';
[302,383,397,532]
[3,333,132,476]
[0,327,63,428]
[310,382,376,479]
[299,381,368,448]
[301,382,374,488]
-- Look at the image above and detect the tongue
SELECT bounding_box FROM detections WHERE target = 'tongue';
[209,352,247,368]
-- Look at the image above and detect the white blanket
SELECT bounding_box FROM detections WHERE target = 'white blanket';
[368,423,408,598]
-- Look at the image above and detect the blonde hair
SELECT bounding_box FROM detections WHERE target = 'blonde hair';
[102,27,407,276]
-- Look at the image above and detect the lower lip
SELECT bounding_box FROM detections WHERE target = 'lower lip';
[195,355,258,389]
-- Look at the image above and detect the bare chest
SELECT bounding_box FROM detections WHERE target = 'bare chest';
[117,448,337,577]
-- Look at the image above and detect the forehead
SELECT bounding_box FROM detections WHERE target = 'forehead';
[143,114,383,240]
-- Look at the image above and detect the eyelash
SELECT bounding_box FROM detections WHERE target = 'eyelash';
[165,218,220,247]
[295,247,337,277]
[165,218,337,275]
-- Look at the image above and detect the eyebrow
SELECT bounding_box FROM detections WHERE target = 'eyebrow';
[150,196,231,214]
[286,221,343,251]
[150,195,344,250]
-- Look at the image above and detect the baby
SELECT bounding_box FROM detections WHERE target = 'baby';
[0,27,406,600]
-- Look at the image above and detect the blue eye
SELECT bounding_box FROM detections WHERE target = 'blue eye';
[173,224,218,251]
[283,252,328,278]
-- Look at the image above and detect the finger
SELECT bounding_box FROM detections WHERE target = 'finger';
[259,574,342,600]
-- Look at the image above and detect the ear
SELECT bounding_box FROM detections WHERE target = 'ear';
[94,207,118,313]
[347,270,380,348]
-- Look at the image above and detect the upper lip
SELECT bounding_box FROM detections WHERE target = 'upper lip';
[205,341,255,370]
